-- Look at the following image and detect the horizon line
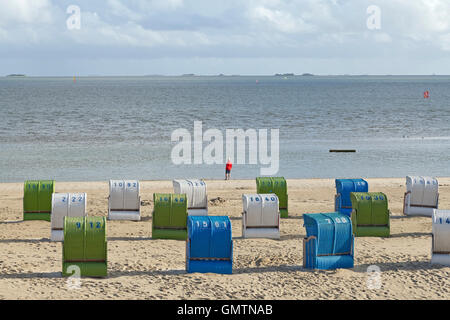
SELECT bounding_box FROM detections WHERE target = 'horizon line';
[2,74,446,78]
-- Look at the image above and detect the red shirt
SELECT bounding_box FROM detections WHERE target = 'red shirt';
[226,162,232,171]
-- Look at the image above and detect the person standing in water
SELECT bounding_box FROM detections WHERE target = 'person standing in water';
[225,158,232,180]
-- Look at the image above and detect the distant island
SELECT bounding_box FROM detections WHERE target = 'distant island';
[274,73,315,77]
[6,74,26,77]
[181,73,195,77]
[275,73,294,77]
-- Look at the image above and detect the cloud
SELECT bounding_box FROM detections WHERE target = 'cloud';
[373,32,392,43]
[107,0,143,21]
[438,33,450,51]
[250,6,314,34]
[1,0,450,74]
[134,0,184,11]
[0,0,56,26]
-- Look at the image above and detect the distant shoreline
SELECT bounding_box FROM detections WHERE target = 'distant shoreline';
[2,74,447,78]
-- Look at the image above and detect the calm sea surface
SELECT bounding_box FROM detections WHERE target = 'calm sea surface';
[0,75,449,182]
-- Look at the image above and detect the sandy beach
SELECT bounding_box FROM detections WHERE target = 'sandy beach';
[0,178,449,300]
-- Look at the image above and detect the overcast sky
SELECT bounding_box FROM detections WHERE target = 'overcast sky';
[1,0,450,76]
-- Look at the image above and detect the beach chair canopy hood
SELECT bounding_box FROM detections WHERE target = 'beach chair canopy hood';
[152,193,188,240]
[23,180,55,221]
[335,179,368,216]
[256,177,288,218]
[173,179,208,215]
[303,212,354,269]
[404,176,438,216]
[63,216,107,277]
[51,193,87,242]
[431,209,450,266]
[186,216,233,274]
[350,192,390,237]
[108,180,140,221]
[241,194,280,239]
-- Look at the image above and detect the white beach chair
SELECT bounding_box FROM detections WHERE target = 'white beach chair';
[242,194,280,239]
[51,193,87,241]
[431,209,450,266]
[173,179,208,216]
[108,180,141,221]
[403,176,439,216]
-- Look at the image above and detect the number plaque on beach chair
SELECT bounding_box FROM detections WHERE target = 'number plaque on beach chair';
[335,179,368,216]
[152,193,188,240]
[62,216,107,278]
[173,179,208,216]
[186,216,233,274]
[51,193,87,242]
[350,192,390,237]
[303,212,354,270]
[242,194,280,239]
[256,177,288,218]
[403,176,439,217]
[23,180,55,221]
[431,209,450,266]
[108,180,141,221]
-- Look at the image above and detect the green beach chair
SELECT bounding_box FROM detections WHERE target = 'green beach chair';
[62,216,107,278]
[350,192,390,237]
[23,180,55,221]
[152,193,188,240]
[256,177,288,218]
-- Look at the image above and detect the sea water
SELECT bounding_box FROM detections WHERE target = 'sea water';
[0,75,449,182]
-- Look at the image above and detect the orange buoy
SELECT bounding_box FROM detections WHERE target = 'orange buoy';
[424,90,429,98]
